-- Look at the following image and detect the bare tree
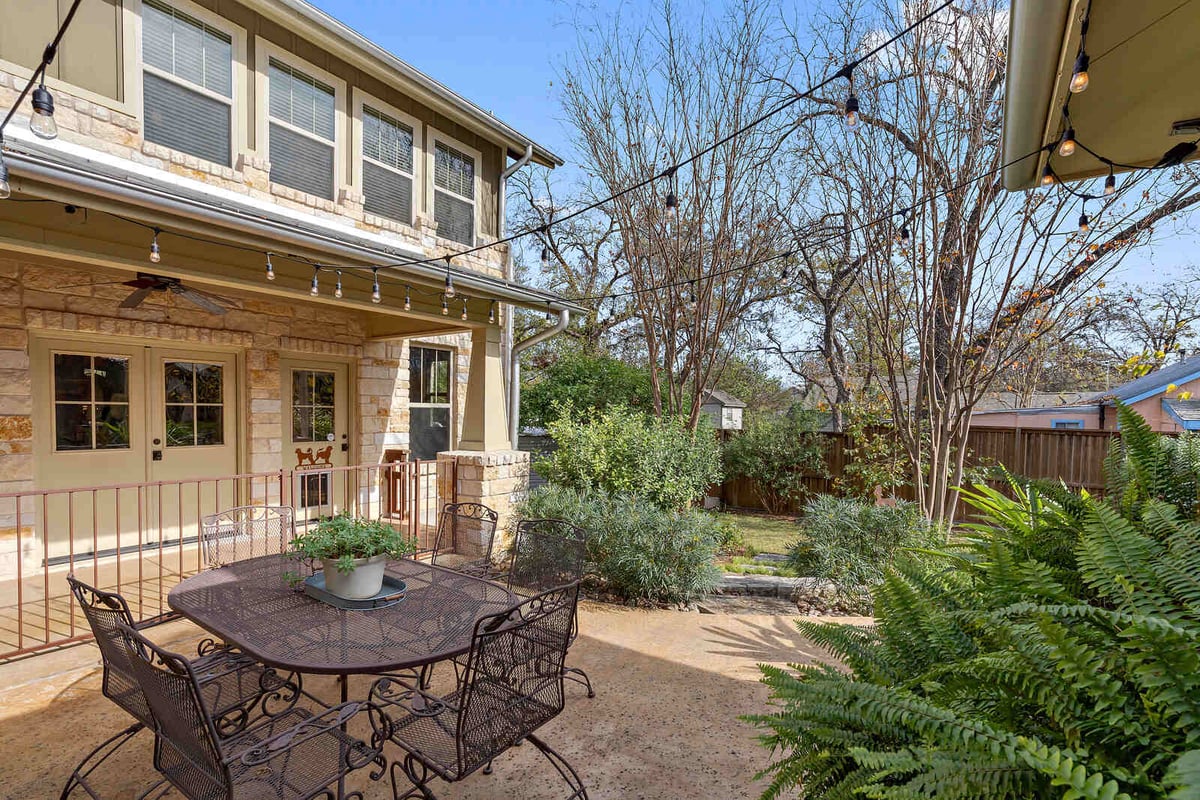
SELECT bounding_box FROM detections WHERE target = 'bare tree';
[777,0,1200,523]
[1089,268,1200,371]
[558,0,788,427]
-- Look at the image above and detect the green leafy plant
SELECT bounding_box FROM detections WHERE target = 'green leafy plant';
[537,405,721,511]
[722,410,827,514]
[289,514,415,574]
[784,495,943,587]
[521,351,653,429]
[749,404,1200,800]
[518,485,722,604]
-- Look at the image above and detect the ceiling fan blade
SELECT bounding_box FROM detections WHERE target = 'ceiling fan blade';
[118,286,154,309]
[171,285,228,315]
[123,277,161,289]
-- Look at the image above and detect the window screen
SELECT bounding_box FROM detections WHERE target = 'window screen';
[433,141,475,246]
[141,0,233,165]
[362,107,414,224]
[268,59,336,198]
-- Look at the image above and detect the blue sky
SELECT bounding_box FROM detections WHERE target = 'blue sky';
[310,0,1192,287]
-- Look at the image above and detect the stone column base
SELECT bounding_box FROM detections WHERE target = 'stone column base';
[436,450,530,557]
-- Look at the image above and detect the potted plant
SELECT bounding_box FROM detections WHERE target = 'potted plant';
[289,514,415,599]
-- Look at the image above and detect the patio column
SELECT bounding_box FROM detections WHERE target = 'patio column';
[457,325,509,451]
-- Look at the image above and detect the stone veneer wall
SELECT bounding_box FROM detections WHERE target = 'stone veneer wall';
[0,258,472,571]
[436,450,531,557]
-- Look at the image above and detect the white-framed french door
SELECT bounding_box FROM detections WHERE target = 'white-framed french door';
[280,358,350,523]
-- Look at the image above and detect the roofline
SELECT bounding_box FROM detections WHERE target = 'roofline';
[1162,398,1200,431]
[250,0,564,169]
[972,403,1099,415]
[5,143,585,313]
[1106,367,1200,405]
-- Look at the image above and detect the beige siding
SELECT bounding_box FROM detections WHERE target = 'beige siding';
[0,0,123,101]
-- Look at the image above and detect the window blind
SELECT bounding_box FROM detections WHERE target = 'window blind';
[268,59,335,141]
[143,73,232,167]
[434,192,474,246]
[433,141,475,245]
[269,122,335,200]
[433,141,474,199]
[362,107,414,223]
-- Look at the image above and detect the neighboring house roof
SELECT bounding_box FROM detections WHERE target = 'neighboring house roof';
[1163,399,1200,431]
[251,0,563,167]
[973,403,1099,417]
[700,389,747,409]
[975,391,1095,411]
[1085,354,1200,405]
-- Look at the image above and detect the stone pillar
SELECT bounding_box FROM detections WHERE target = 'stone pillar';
[436,450,530,556]
[457,326,509,452]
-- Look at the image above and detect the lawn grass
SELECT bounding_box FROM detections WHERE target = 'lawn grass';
[726,511,800,554]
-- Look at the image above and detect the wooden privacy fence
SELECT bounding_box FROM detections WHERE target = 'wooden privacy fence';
[718,426,1121,514]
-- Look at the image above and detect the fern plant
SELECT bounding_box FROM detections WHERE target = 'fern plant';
[750,404,1200,800]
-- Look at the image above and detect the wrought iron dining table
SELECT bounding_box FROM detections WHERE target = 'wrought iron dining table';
[168,554,517,678]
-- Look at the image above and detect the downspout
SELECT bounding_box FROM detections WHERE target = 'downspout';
[510,309,570,447]
[499,144,535,420]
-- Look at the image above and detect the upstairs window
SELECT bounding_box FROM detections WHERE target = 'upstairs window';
[362,106,415,225]
[142,0,234,166]
[268,58,336,199]
[433,140,476,246]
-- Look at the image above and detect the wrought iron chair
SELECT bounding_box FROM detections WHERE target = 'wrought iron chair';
[115,622,385,800]
[201,505,295,569]
[62,575,303,800]
[501,519,594,698]
[428,502,500,578]
[368,583,588,800]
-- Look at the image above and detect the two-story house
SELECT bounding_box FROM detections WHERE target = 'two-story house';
[0,0,579,657]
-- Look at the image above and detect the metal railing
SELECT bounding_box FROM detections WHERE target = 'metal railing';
[0,459,449,660]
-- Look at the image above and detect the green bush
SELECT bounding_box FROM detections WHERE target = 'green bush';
[721,410,827,514]
[520,351,653,429]
[518,485,722,604]
[537,405,721,510]
[784,495,942,587]
[749,404,1200,800]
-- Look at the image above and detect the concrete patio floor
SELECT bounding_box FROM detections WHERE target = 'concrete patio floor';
[0,603,848,799]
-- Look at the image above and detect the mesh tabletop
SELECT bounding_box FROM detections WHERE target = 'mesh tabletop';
[168,555,517,675]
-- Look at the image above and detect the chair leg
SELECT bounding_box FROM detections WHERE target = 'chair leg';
[526,733,589,800]
[564,665,596,698]
[60,723,146,800]
[390,754,438,800]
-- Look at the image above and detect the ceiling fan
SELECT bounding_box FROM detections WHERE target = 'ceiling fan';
[119,274,229,315]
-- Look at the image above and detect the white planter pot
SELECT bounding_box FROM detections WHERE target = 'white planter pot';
[321,554,387,599]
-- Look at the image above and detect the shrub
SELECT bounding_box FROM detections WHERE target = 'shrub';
[520,351,653,429]
[784,495,942,587]
[518,485,722,604]
[721,410,827,514]
[537,405,721,510]
[749,403,1200,800]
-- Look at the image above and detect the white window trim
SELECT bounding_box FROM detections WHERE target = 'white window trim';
[135,0,248,167]
[0,0,139,116]
[254,37,347,196]
[425,126,481,246]
[352,88,423,227]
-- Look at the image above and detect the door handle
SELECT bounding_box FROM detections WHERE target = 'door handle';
[152,450,163,461]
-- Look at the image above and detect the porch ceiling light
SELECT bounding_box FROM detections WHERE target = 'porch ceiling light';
[30,83,57,140]
[1069,51,1090,94]
[1058,127,1076,158]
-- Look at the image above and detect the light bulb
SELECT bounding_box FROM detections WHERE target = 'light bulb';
[334,270,343,298]
[1078,212,1089,233]
[30,85,57,140]
[310,271,319,296]
[443,258,456,299]
[149,231,161,263]
[1041,165,1057,186]
[541,246,550,267]
[0,157,10,200]
[441,296,449,315]
[844,93,860,129]
[900,224,911,244]
[371,270,382,303]
[265,253,275,281]
[1058,127,1076,157]
[665,192,678,219]
[403,286,411,311]
[1069,52,1089,94]
[488,301,496,324]
[461,299,468,321]
[1104,172,1116,195]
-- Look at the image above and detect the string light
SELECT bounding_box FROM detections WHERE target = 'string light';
[899,222,911,244]
[662,166,678,219]
[1040,164,1057,186]
[545,301,553,322]
[1069,51,1090,94]
[309,267,319,296]
[441,295,449,315]
[371,268,381,303]
[442,256,456,299]
[29,81,57,140]
[403,285,411,311]
[1104,167,1116,196]
[149,229,161,263]
[334,269,343,298]
[265,252,275,281]
[488,300,496,324]
[541,246,550,267]
[1078,205,1090,234]
[1058,127,1076,157]
[844,93,860,129]
[461,298,468,321]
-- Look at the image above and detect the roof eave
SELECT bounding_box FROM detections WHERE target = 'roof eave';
[252,0,564,168]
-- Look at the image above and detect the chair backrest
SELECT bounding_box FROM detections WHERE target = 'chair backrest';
[431,502,499,563]
[506,519,588,595]
[456,583,580,775]
[116,623,232,800]
[200,505,294,568]
[66,574,153,727]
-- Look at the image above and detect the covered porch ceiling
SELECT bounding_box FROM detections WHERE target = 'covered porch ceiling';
[1002,0,1200,190]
